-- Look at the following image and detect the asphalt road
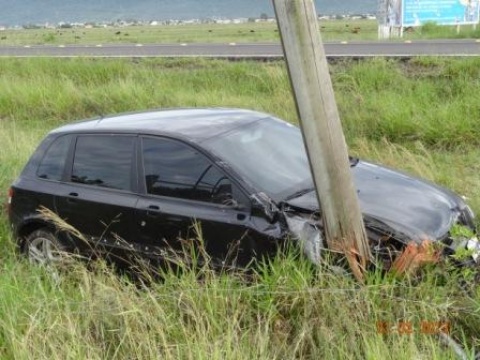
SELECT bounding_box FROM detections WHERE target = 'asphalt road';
[1,40,480,58]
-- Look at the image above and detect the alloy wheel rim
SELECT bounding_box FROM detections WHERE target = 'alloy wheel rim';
[28,237,63,264]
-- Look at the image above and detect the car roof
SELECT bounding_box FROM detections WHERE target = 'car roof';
[51,108,270,143]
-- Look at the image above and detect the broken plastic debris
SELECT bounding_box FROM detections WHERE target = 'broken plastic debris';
[390,239,440,275]
[285,213,323,265]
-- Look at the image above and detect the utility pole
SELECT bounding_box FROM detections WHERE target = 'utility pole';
[272,0,372,281]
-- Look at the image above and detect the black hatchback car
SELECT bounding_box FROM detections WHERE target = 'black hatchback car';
[7,108,480,269]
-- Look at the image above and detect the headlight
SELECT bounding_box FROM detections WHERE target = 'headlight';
[466,237,480,263]
[449,236,480,264]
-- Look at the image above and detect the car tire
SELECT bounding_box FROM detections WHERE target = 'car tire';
[24,228,68,265]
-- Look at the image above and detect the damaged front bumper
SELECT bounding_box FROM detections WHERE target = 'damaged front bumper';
[284,211,480,271]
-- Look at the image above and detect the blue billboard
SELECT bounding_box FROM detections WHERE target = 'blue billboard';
[402,0,480,26]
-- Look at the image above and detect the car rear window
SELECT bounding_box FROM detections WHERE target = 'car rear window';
[71,135,134,191]
[37,135,72,181]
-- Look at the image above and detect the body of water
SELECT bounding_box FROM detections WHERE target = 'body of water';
[0,0,377,26]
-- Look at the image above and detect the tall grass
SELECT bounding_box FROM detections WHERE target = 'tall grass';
[2,57,480,148]
[1,57,480,359]
[334,57,480,148]
[0,252,478,359]
[0,58,293,126]
[416,21,480,39]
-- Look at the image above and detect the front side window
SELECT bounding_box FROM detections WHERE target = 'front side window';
[71,135,134,191]
[37,135,72,181]
[142,137,236,204]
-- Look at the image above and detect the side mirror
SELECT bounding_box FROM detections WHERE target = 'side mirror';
[250,192,279,223]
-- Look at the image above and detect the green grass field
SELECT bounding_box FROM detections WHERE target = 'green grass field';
[1,57,480,359]
[1,19,480,46]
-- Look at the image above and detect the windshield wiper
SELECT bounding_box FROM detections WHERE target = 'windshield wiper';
[284,186,316,201]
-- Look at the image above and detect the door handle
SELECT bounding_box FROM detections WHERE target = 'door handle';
[146,205,160,217]
[67,192,79,204]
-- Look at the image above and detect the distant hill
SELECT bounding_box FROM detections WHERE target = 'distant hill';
[0,0,376,26]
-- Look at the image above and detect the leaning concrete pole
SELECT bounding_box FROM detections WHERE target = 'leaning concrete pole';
[272,0,372,281]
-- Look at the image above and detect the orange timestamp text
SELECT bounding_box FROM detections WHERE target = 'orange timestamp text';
[376,320,451,335]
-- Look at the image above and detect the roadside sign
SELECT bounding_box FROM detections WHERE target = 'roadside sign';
[378,0,480,38]
[403,0,480,26]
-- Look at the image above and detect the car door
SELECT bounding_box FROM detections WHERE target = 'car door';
[55,134,139,257]
[134,136,255,267]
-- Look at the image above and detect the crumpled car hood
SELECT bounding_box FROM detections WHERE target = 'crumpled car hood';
[284,161,466,241]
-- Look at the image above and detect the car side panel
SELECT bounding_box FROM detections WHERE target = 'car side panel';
[9,178,58,238]
[54,185,138,246]
[134,194,286,267]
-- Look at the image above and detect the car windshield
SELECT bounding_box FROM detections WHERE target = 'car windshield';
[203,117,313,201]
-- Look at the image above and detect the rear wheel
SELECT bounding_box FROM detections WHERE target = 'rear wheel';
[24,229,67,265]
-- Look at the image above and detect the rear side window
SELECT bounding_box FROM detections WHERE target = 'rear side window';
[142,137,235,204]
[37,135,72,181]
[71,135,134,191]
